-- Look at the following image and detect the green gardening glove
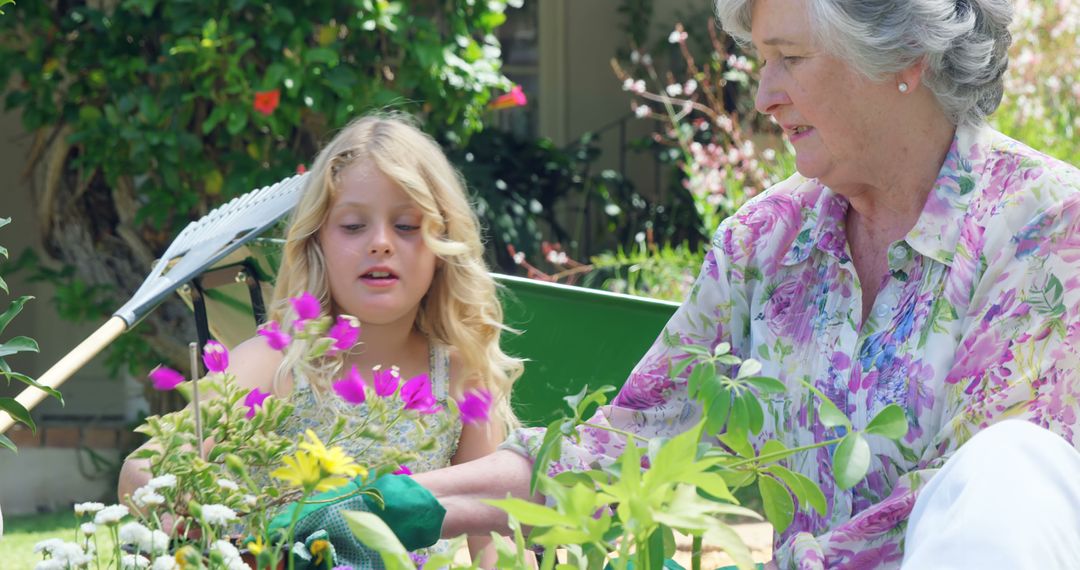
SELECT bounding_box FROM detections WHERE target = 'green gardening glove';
[363,473,446,551]
[268,474,445,553]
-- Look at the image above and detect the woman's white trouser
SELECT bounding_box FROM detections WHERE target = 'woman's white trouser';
[902,420,1080,569]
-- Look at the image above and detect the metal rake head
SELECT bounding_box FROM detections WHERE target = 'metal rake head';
[114,172,310,326]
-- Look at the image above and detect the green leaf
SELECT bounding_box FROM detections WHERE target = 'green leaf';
[681,472,736,503]
[573,386,616,420]
[226,110,248,135]
[718,429,753,459]
[743,375,786,394]
[646,420,706,491]
[201,105,229,134]
[483,497,572,527]
[303,47,340,67]
[0,397,34,432]
[703,385,731,437]
[0,433,15,453]
[528,526,593,548]
[833,432,871,490]
[1,371,62,403]
[758,474,795,534]
[532,418,567,494]
[864,404,909,440]
[766,465,827,517]
[341,510,412,570]
[739,392,764,435]
[805,383,849,430]
[0,336,39,358]
[687,361,715,398]
[703,525,756,570]
[0,296,32,336]
[735,358,761,379]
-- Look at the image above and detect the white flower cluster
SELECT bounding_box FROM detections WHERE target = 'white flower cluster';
[200,504,238,526]
[132,472,177,509]
[33,538,93,569]
[118,521,169,555]
[94,504,130,526]
[210,540,250,570]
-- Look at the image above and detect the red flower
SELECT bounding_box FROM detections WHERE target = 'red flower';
[332,365,367,405]
[149,366,184,391]
[326,315,361,354]
[257,321,291,351]
[244,388,271,419]
[457,388,493,425]
[489,85,527,111]
[400,374,441,414]
[296,164,307,174]
[202,340,229,373]
[253,89,280,116]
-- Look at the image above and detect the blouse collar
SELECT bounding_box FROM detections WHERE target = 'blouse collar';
[780,123,991,268]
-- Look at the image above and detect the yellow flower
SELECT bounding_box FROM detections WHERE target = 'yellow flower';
[246,535,267,556]
[174,545,200,568]
[271,450,351,492]
[298,429,368,480]
[310,538,331,565]
[271,450,324,491]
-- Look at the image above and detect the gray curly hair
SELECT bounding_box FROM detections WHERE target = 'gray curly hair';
[715,0,1014,126]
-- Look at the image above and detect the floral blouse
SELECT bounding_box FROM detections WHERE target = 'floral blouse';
[505,124,1080,569]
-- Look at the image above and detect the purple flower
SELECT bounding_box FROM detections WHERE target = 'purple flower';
[289,292,321,327]
[202,340,229,373]
[244,388,270,419]
[393,465,412,476]
[372,366,399,398]
[327,315,361,354]
[332,566,355,570]
[149,366,185,391]
[332,365,367,405]
[457,388,493,425]
[400,374,441,414]
[257,321,291,351]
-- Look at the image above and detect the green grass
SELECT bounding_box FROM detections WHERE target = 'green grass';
[1,511,118,568]
[2,511,81,568]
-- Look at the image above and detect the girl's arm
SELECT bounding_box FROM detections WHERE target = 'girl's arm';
[117,337,282,506]
[448,392,512,569]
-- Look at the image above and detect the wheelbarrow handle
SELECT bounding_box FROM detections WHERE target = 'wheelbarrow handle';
[0,316,128,434]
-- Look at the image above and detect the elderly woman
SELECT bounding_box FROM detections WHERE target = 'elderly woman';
[405,0,1080,568]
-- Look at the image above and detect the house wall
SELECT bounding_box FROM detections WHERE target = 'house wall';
[546,0,711,183]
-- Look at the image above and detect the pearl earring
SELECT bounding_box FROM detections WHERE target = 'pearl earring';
[898,82,910,93]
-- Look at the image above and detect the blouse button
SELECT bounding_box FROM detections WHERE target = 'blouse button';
[875,304,890,318]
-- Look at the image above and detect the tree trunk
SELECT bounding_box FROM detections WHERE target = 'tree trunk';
[28,126,198,414]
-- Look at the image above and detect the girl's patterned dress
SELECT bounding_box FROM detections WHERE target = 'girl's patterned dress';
[266,343,461,569]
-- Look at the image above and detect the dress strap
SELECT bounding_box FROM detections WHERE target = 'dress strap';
[429,343,451,400]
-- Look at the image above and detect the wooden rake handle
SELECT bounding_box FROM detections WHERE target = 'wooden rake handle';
[0,316,128,434]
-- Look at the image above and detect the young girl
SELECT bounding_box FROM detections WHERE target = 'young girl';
[119,113,522,567]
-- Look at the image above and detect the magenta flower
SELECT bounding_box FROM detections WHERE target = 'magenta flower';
[149,366,184,391]
[332,365,367,405]
[393,465,412,476]
[327,315,361,354]
[457,388,493,425]
[257,321,291,351]
[289,292,321,327]
[202,340,229,373]
[400,374,441,414]
[372,366,399,398]
[244,388,270,419]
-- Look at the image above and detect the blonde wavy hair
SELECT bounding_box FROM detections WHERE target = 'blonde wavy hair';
[268,113,523,431]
